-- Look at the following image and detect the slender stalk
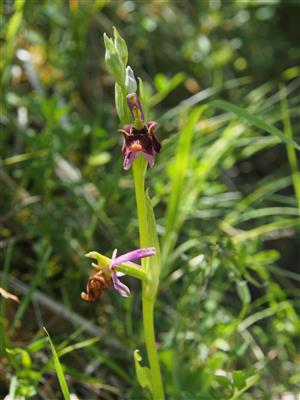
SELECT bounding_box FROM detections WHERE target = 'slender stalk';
[142,295,165,400]
[132,156,148,247]
[133,156,165,400]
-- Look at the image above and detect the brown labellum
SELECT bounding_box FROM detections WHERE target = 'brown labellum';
[81,271,111,302]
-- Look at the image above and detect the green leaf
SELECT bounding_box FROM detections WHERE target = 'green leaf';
[223,175,292,226]
[103,33,125,86]
[215,374,232,388]
[232,371,246,390]
[8,376,18,399]
[280,83,300,213]
[27,337,48,353]
[208,99,300,150]
[88,152,111,167]
[162,105,206,270]
[57,337,100,357]
[43,327,71,400]
[236,280,251,305]
[115,82,126,123]
[150,72,186,106]
[6,0,25,41]
[230,373,260,399]
[113,26,128,66]
[233,218,299,242]
[0,243,14,355]
[6,348,32,370]
[12,245,52,332]
[103,33,116,54]
[134,349,153,393]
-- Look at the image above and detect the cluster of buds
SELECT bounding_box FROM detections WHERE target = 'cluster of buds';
[104,27,161,170]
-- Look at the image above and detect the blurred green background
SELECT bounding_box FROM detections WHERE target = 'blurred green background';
[1,0,300,399]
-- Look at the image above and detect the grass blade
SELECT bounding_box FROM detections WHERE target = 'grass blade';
[11,245,52,332]
[43,327,71,400]
[208,99,300,150]
[162,106,206,264]
[279,84,300,214]
[0,243,14,355]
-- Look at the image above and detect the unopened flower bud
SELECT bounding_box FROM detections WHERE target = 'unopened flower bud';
[126,93,145,123]
[125,66,137,93]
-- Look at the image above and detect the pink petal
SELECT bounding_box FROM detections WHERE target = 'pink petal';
[111,247,156,267]
[111,270,131,297]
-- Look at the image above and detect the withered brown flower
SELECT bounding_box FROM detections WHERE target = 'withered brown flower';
[81,270,111,302]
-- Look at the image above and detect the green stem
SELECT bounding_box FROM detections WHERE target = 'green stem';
[143,295,165,400]
[132,156,148,248]
[133,156,165,400]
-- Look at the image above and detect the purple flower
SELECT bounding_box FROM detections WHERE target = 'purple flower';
[119,93,161,170]
[81,247,156,301]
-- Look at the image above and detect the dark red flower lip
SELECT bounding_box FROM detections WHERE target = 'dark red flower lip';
[118,93,161,170]
[119,121,161,170]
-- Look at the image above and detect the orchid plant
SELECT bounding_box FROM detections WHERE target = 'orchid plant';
[81,28,165,399]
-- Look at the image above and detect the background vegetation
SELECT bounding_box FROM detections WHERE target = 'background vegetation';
[1,0,299,399]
